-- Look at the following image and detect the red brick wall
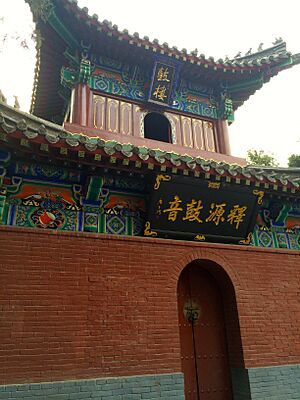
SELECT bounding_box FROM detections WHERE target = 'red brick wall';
[0,226,299,384]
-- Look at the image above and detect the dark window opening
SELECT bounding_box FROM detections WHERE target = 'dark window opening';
[144,112,171,143]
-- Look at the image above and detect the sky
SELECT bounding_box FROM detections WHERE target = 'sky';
[0,0,300,166]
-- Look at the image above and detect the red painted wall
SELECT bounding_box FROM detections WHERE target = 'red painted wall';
[0,226,299,384]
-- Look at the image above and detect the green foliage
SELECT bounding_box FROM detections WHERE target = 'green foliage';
[288,154,300,167]
[247,149,279,167]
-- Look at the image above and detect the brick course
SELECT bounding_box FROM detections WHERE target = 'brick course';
[248,364,300,399]
[0,373,185,399]
[232,364,300,399]
[0,226,300,387]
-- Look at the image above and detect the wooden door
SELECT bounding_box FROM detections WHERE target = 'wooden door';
[178,264,233,400]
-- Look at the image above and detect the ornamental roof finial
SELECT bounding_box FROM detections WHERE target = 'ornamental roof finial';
[0,89,7,104]
[273,37,283,45]
[257,43,263,51]
[13,96,20,109]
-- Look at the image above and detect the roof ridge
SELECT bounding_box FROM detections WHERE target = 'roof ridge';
[232,40,287,61]
[50,0,297,70]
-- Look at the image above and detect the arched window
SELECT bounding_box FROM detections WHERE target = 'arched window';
[144,112,171,143]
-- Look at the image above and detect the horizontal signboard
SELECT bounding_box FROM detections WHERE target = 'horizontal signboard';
[145,174,263,244]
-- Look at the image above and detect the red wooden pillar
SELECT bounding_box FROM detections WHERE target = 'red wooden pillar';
[70,84,93,127]
[216,119,231,155]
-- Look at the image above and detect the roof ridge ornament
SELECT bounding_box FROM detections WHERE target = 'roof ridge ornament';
[232,40,288,62]
[13,96,20,110]
[234,51,241,59]
[26,0,300,122]
[220,92,234,121]
[79,41,92,84]
[273,37,284,45]
[25,0,54,22]
[0,90,7,104]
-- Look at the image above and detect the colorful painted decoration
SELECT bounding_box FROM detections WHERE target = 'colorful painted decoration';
[0,152,298,249]
[87,55,219,120]
[1,157,147,236]
[31,209,65,229]
[252,200,300,250]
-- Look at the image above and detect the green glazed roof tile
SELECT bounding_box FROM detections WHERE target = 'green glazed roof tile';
[0,102,299,193]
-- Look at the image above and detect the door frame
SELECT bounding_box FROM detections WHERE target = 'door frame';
[177,259,244,399]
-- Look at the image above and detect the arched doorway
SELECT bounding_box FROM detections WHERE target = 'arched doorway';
[143,112,171,143]
[177,261,235,399]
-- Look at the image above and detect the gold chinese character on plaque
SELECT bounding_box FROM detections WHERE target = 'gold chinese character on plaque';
[152,84,167,101]
[205,203,226,226]
[183,199,203,223]
[163,195,183,222]
[156,199,163,216]
[157,67,170,82]
[227,205,247,229]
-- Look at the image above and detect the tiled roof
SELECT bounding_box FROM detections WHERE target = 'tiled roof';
[25,0,300,123]
[1,102,299,193]
[51,0,299,71]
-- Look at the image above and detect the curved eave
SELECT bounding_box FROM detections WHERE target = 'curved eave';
[29,20,70,122]
[1,102,299,194]
[229,54,299,111]
[292,53,300,66]
[27,0,300,78]
[59,0,296,74]
[25,0,300,121]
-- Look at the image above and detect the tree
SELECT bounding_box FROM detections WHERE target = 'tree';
[247,149,279,167]
[288,154,300,167]
[0,16,35,53]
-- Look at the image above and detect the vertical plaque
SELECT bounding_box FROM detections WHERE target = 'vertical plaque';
[148,62,175,106]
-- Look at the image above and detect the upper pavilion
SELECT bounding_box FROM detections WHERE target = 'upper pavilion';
[22,0,300,166]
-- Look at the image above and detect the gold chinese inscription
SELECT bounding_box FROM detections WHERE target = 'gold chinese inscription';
[183,199,204,223]
[157,196,249,231]
[152,84,167,101]
[163,195,183,222]
[156,199,163,216]
[157,67,170,82]
[205,203,226,226]
[149,62,174,105]
[227,205,247,229]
